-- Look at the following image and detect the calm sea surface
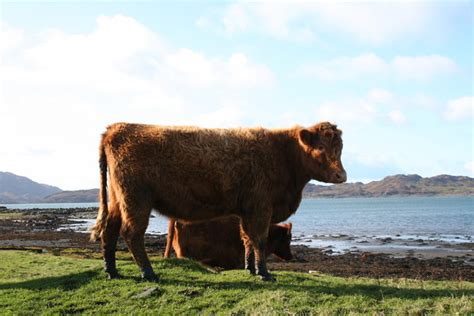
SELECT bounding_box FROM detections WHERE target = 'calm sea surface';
[4,196,473,243]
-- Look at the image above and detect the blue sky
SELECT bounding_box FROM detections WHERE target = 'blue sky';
[0,1,472,189]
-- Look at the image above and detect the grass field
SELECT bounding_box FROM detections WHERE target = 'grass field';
[0,250,472,315]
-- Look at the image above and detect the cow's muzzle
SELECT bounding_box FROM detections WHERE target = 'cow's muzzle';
[332,170,347,183]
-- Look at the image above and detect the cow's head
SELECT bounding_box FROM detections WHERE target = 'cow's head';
[298,122,346,184]
[269,223,293,261]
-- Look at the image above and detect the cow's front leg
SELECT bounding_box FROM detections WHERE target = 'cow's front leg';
[241,215,275,282]
[254,239,275,281]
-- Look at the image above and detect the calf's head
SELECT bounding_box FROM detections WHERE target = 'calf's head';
[268,223,293,260]
[298,122,346,184]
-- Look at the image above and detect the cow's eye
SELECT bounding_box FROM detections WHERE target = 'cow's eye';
[318,146,324,151]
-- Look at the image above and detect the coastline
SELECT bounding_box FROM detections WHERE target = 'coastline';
[0,207,472,281]
[302,193,474,199]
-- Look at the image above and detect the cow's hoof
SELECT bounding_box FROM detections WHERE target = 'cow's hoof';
[141,266,159,282]
[107,273,122,280]
[246,268,256,275]
[142,275,159,282]
[142,272,159,282]
[259,274,276,282]
[106,270,121,280]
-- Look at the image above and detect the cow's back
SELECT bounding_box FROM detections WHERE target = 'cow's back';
[102,123,277,222]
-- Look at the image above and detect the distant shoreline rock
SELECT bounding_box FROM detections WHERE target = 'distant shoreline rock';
[0,171,61,203]
[41,189,99,203]
[1,171,473,203]
[303,174,474,198]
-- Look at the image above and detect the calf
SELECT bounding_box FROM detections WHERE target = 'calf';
[164,216,293,269]
[91,122,345,281]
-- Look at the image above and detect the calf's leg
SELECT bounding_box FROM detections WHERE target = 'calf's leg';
[240,228,255,274]
[121,206,157,281]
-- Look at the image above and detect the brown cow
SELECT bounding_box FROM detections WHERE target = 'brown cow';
[90,122,345,281]
[163,216,293,269]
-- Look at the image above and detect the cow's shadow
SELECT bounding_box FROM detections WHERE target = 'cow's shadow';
[156,259,474,301]
[1,259,472,302]
[158,275,473,301]
[0,269,101,291]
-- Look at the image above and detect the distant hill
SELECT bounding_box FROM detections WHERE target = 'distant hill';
[0,171,62,203]
[34,174,474,202]
[303,174,474,198]
[42,189,99,203]
[1,172,473,204]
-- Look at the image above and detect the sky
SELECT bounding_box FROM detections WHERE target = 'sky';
[0,1,473,190]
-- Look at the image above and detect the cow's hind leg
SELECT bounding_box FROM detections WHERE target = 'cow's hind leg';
[121,205,157,281]
[102,203,122,279]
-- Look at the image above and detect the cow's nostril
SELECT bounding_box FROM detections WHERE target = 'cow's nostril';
[334,171,347,182]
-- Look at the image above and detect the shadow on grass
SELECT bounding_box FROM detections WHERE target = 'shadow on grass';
[2,256,471,303]
[157,258,218,274]
[0,269,101,291]
[155,259,473,301]
[162,275,473,300]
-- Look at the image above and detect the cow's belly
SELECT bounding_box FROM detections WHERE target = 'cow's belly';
[154,198,235,222]
[151,174,240,222]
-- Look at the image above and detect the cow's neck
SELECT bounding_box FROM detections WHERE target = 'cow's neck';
[270,128,311,193]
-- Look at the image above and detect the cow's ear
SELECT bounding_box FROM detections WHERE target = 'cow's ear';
[299,129,312,147]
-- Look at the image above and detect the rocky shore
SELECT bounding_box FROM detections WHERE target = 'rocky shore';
[0,208,472,281]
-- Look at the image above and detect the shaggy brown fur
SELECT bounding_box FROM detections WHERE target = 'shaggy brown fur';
[90,122,345,281]
[164,216,293,269]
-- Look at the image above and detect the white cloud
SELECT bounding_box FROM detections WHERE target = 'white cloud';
[465,161,474,175]
[200,2,451,44]
[315,90,411,127]
[387,110,407,125]
[392,55,457,81]
[0,21,24,55]
[221,3,250,33]
[162,49,274,88]
[196,16,212,29]
[410,94,440,109]
[312,2,437,45]
[251,3,316,43]
[368,89,393,104]
[316,99,377,124]
[298,54,457,82]
[445,96,474,120]
[352,151,392,168]
[299,53,388,80]
[189,106,246,128]
[0,15,274,189]
[202,2,318,43]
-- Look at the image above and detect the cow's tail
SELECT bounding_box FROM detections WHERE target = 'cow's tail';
[90,142,108,242]
[163,219,176,258]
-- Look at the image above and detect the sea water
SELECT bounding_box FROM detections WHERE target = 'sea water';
[4,196,473,253]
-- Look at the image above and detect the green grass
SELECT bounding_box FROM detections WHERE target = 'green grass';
[0,250,472,315]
